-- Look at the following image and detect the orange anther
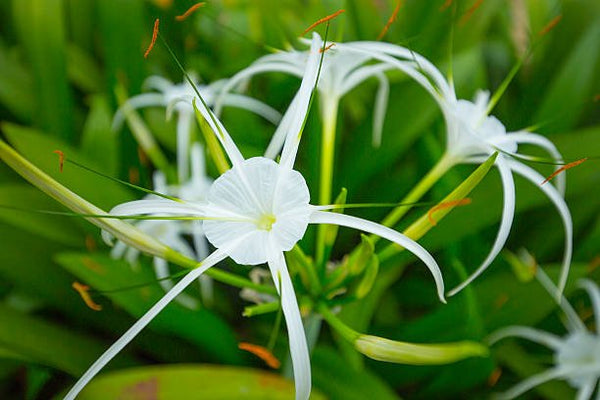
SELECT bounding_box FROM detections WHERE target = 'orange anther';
[542,158,587,185]
[85,235,97,252]
[303,9,345,35]
[144,19,160,58]
[440,0,453,12]
[53,150,65,172]
[493,293,509,309]
[487,368,502,387]
[319,43,336,53]
[175,2,205,21]
[588,255,600,273]
[129,167,140,185]
[427,198,472,226]
[459,0,483,25]
[538,15,562,37]
[377,1,403,41]
[238,342,281,369]
[72,282,102,311]
[594,94,600,102]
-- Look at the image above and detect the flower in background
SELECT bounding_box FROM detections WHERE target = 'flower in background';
[65,33,446,400]
[113,74,281,182]
[110,143,213,309]
[336,40,572,297]
[489,271,600,399]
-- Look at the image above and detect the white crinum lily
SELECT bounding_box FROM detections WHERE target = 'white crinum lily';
[331,40,572,297]
[488,271,600,399]
[113,74,281,182]
[65,33,445,400]
[110,143,213,309]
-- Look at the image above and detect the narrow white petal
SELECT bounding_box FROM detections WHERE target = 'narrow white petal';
[372,71,390,147]
[190,142,206,184]
[176,111,193,182]
[508,160,573,296]
[110,200,206,217]
[339,64,392,96]
[576,379,597,400]
[504,131,566,195]
[220,93,282,125]
[448,156,515,296]
[267,249,311,400]
[487,325,563,349]
[111,93,167,131]
[280,32,323,170]
[495,367,568,400]
[579,280,600,334]
[63,247,231,400]
[143,75,174,92]
[309,210,445,302]
[265,92,301,159]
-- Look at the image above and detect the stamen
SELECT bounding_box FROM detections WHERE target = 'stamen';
[72,282,102,311]
[594,94,600,102]
[85,235,97,252]
[137,146,150,167]
[319,43,336,53]
[53,150,65,172]
[175,2,205,21]
[303,9,345,35]
[238,342,281,369]
[541,157,587,185]
[588,255,600,273]
[144,18,160,58]
[427,198,472,226]
[129,167,140,185]
[538,14,562,37]
[459,0,483,25]
[83,257,105,273]
[377,1,402,41]
[487,368,502,387]
[439,0,453,12]
[493,293,509,309]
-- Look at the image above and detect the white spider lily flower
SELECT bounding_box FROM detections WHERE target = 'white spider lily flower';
[215,36,393,156]
[488,272,600,399]
[111,143,213,309]
[66,33,445,400]
[113,75,281,182]
[334,40,572,297]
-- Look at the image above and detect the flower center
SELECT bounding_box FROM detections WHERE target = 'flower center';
[256,213,276,231]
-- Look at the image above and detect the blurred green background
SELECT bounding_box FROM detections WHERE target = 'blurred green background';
[0,0,599,398]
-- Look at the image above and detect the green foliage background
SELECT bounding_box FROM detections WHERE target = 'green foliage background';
[0,0,599,398]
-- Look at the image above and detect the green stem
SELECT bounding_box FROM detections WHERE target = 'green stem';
[318,303,359,343]
[377,153,453,234]
[316,96,340,272]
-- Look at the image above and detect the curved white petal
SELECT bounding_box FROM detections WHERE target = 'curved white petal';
[176,111,194,182]
[579,279,600,334]
[495,367,569,400]
[190,142,206,184]
[265,93,302,159]
[339,64,392,96]
[220,93,282,125]
[372,71,390,147]
[153,256,199,310]
[110,199,206,217]
[143,75,174,92]
[267,248,311,400]
[280,32,322,170]
[448,156,515,296]
[503,131,566,195]
[63,246,233,400]
[508,160,573,296]
[112,93,167,131]
[487,325,563,350]
[309,210,445,302]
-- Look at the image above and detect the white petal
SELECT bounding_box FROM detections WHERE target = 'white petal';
[220,93,282,125]
[487,325,563,349]
[143,75,174,92]
[111,93,167,131]
[265,93,301,159]
[280,32,323,170]
[504,131,566,195]
[190,142,206,184]
[536,268,585,332]
[309,210,445,302]
[63,246,232,400]
[339,64,392,96]
[495,367,568,400]
[110,199,206,217]
[448,156,515,296]
[508,160,573,296]
[372,71,390,147]
[576,379,596,400]
[579,280,600,334]
[267,248,311,400]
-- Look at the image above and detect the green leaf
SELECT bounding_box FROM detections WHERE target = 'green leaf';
[54,252,242,364]
[76,364,326,400]
[80,96,119,176]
